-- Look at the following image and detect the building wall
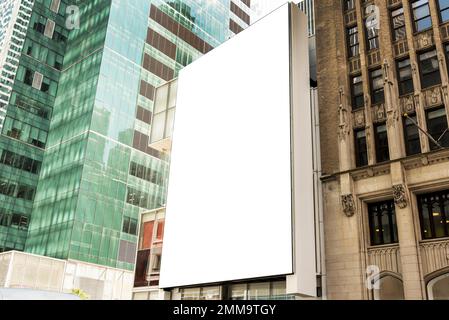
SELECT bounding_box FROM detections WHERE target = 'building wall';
[0,251,133,299]
[317,0,449,300]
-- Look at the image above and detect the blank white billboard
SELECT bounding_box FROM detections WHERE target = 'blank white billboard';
[160,3,314,293]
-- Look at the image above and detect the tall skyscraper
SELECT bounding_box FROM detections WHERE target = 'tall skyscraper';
[317,0,449,300]
[0,0,251,276]
[0,0,34,127]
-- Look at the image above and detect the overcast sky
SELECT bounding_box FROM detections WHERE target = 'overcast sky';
[251,0,300,21]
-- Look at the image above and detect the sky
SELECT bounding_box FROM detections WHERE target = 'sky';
[251,0,301,21]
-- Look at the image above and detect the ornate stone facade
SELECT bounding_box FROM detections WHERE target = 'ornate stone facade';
[341,194,355,217]
[392,184,408,209]
[316,0,449,300]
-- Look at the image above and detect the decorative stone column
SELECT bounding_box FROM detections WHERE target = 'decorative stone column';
[384,59,406,159]
[390,161,424,300]
[338,87,352,171]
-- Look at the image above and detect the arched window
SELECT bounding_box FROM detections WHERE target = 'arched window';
[427,273,449,300]
[373,274,405,300]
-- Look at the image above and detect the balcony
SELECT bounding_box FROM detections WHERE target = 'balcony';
[420,239,449,275]
[367,244,402,274]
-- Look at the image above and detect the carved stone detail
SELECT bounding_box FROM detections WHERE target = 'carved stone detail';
[393,184,408,209]
[386,108,399,129]
[338,87,350,141]
[414,30,434,50]
[411,62,418,76]
[425,86,443,108]
[400,94,415,114]
[364,93,370,108]
[353,110,366,128]
[419,241,449,275]
[442,85,449,103]
[365,124,373,163]
[341,194,356,217]
[372,103,386,122]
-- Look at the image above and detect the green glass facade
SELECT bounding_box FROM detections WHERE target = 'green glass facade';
[1,0,67,253]
[0,0,250,271]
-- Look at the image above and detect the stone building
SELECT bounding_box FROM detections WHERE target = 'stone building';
[316,0,449,299]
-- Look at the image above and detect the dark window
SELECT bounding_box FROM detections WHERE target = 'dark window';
[54,55,63,70]
[137,164,145,179]
[122,216,138,235]
[370,69,384,104]
[391,7,406,41]
[426,107,449,149]
[126,187,152,210]
[368,200,398,246]
[16,185,35,201]
[33,22,45,34]
[403,114,422,155]
[347,26,359,58]
[355,129,368,167]
[419,50,441,88]
[26,41,33,55]
[129,219,138,235]
[130,161,137,176]
[134,249,151,287]
[374,124,390,163]
[0,181,15,197]
[438,0,449,23]
[122,217,130,234]
[365,20,379,51]
[129,161,164,187]
[24,69,34,86]
[0,149,41,175]
[412,0,432,32]
[351,75,364,110]
[19,216,29,230]
[40,78,50,93]
[418,190,449,239]
[397,58,414,95]
[343,0,355,11]
[7,128,21,140]
[0,210,28,231]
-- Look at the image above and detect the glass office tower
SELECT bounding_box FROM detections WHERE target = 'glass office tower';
[0,0,251,271]
[1,0,65,254]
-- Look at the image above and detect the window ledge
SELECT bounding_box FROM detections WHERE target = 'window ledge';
[419,237,449,244]
[367,243,400,250]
